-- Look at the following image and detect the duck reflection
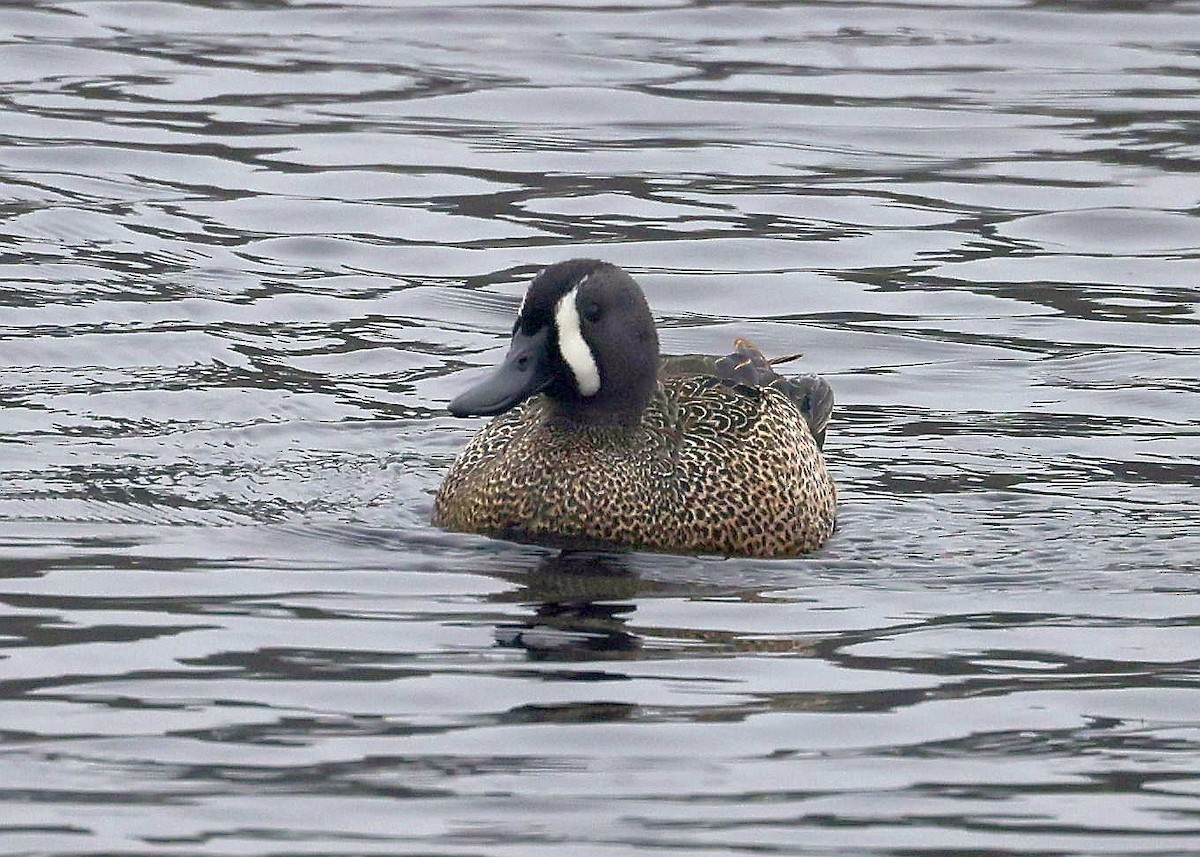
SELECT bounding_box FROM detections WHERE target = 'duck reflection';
[491,551,644,660]
[481,549,854,723]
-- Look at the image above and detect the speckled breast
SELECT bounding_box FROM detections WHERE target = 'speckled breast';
[433,376,836,557]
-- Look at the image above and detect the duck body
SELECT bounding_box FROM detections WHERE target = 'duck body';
[433,259,836,558]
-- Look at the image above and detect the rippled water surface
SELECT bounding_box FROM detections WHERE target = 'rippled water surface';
[2,1,1200,854]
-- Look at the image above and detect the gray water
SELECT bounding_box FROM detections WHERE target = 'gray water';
[2,1,1199,854]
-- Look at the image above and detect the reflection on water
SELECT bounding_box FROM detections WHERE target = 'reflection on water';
[492,553,642,661]
[2,0,1199,854]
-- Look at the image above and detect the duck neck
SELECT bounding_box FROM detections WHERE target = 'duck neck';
[545,326,659,428]
[546,384,653,430]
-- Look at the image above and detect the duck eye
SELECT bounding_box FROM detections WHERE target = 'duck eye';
[583,302,602,323]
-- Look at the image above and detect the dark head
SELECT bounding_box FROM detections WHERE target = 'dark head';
[448,259,660,426]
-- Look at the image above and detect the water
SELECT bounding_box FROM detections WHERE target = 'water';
[2,1,1199,854]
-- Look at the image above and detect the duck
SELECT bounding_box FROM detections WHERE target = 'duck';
[432,259,836,558]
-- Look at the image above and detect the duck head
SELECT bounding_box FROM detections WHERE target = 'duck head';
[449,259,660,426]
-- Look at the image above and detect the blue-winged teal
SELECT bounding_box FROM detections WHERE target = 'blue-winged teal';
[433,259,836,557]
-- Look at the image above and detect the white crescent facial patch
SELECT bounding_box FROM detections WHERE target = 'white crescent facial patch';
[553,285,601,397]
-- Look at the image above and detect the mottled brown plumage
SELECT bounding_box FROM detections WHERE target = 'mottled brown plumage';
[432,260,836,558]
